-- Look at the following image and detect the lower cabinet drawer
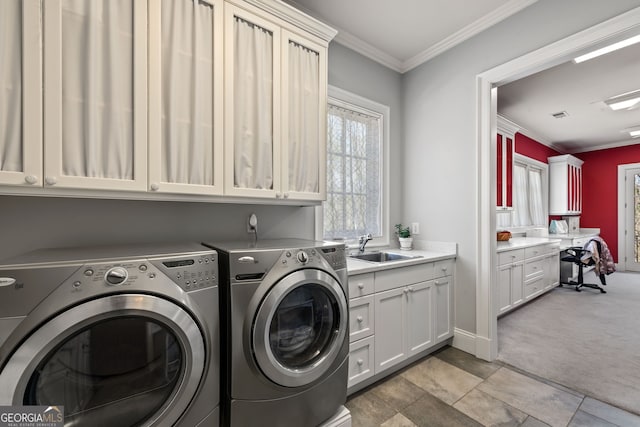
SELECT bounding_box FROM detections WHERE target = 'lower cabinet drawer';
[349,295,375,343]
[524,277,545,299]
[524,258,544,281]
[348,335,375,388]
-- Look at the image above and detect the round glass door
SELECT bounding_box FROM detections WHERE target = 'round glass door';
[0,294,205,427]
[24,317,182,426]
[253,269,347,387]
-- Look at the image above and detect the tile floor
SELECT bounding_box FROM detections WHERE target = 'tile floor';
[346,346,640,427]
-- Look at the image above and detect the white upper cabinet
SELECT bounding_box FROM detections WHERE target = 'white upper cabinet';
[548,154,583,215]
[281,30,327,201]
[224,4,281,199]
[43,0,147,191]
[1,0,335,202]
[224,2,330,201]
[0,0,42,187]
[148,0,224,195]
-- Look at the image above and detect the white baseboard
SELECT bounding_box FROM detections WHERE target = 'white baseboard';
[452,328,476,354]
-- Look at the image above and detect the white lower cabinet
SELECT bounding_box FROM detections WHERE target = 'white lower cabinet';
[497,242,559,316]
[347,258,455,391]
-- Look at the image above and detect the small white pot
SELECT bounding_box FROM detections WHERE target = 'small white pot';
[399,237,413,250]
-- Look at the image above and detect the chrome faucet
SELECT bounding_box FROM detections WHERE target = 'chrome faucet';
[358,234,373,252]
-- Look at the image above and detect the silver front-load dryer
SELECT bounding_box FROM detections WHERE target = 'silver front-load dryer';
[203,239,348,427]
[0,243,219,427]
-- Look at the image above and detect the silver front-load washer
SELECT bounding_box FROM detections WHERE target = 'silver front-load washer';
[203,239,348,427]
[0,243,219,427]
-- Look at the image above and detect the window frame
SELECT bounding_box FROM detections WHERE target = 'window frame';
[315,86,390,249]
[497,153,549,231]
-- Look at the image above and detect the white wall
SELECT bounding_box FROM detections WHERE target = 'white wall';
[327,42,404,238]
[403,0,640,335]
[0,195,314,260]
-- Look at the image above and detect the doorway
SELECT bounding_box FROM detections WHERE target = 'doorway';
[476,7,640,361]
[618,163,640,271]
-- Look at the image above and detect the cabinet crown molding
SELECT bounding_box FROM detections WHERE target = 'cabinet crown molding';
[548,154,583,167]
[240,0,337,42]
[497,115,519,136]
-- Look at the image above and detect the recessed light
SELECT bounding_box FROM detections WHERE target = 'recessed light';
[573,34,640,63]
[605,90,640,111]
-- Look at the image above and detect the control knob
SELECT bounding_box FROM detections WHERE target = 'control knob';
[105,267,128,286]
[296,251,309,264]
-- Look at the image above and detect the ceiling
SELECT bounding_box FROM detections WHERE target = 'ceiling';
[283,0,640,154]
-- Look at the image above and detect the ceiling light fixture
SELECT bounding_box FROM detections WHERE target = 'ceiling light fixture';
[573,34,640,63]
[630,130,640,138]
[604,90,640,111]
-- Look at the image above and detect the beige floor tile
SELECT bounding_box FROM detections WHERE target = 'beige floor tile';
[521,416,551,427]
[400,357,483,405]
[579,397,640,427]
[402,392,483,427]
[369,375,426,411]
[346,392,397,427]
[568,410,617,427]
[434,346,502,379]
[453,388,528,426]
[380,413,417,427]
[476,367,582,427]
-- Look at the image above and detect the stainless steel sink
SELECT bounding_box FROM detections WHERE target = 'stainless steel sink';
[349,251,421,263]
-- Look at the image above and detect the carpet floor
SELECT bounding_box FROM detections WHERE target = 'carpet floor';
[497,270,640,416]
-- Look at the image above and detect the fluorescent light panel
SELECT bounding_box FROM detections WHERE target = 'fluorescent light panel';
[631,130,640,137]
[573,34,640,63]
[605,90,640,111]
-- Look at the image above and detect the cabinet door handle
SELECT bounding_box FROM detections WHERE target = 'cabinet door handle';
[356,316,363,323]
[275,193,282,198]
[358,283,364,289]
[408,286,414,292]
[403,288,409,294]
[357,359,364,366]
[24,175,38,185]
[150,183,160,191]
[45,176,57,186]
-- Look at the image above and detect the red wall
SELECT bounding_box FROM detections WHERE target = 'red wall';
[576,145,640,262]
[513,133,640,262]
[515,133,561,163]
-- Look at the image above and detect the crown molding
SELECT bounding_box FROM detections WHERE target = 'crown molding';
[402,0,538,73]
[333,28,404,72]
[496,115,520,136]
[569,138,640,154]
[243,0,337,42]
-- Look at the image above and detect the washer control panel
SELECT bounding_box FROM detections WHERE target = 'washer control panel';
[62,251,218,294]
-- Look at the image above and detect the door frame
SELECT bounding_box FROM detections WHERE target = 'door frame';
[475,7,640,361]
[618,163,640,271]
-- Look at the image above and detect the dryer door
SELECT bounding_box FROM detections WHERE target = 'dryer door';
[253,269,348,388]
[0,294,205,427]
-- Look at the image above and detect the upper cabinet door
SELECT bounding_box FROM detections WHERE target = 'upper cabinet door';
[0,0,42,187]
[148,0,224,195]
[224,4,281,199]
[281,30,327,201]
[43,0,147,191]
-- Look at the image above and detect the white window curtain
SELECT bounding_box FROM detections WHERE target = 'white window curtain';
[61,0,134,179]
[288,41,319,193]
[161,0,213,185]
[233,16,273,190]
[0,0,22,172]
[512,163,531,226]
[324,103,381,240]
[529,168,545,225]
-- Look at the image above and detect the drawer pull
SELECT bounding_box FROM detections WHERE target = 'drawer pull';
[441,266,448,272]
[357,359,364,366]
[356,316,363,323]
[408,286,414,292]
[358,283,364,289]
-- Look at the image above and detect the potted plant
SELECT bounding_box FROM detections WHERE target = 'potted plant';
[395,224,413,250]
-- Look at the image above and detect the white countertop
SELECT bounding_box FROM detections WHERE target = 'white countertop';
[347,246,457,275]
[496,237,561,253]
[548,228,600,240]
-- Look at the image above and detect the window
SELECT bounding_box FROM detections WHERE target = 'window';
[497,154,548,229]
[317,87,388,246]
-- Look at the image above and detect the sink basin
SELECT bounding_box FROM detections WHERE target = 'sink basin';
[349,251,421,263]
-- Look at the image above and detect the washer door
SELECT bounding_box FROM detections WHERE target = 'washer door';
[253,269,347,388]
[0,294,205,427]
